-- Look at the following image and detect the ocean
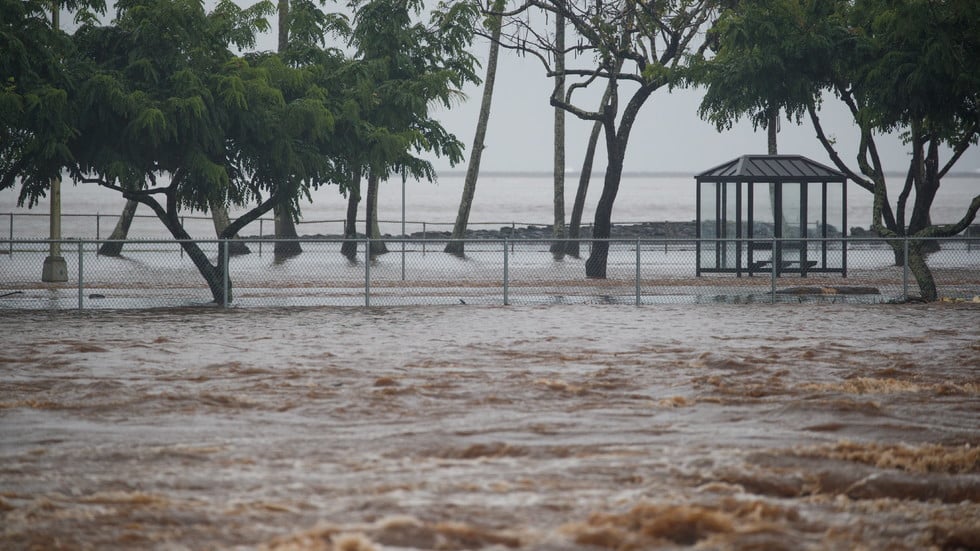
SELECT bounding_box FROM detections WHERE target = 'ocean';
[1,172,977,240]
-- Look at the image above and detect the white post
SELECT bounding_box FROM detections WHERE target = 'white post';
[77,240,83,309]
[42,4,67,282]
[222,240,229,307]
[364,239,371,307]
[401,179,406,281]
[503,239,509,306]
[635,239,641,306]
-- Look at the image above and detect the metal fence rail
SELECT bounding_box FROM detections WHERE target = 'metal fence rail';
[2,237,978,309]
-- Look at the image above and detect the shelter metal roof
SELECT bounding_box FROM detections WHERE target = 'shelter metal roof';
[695,155,847,183]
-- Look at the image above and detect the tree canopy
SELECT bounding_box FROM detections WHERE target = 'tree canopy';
[696,0,980,300]
[0,0,478,303]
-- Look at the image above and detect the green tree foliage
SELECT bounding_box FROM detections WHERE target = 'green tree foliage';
[2,0,345,303]
[0,0,105,206]
[697,0,980,301]
[346,0,480,257]
[2,0,479,302]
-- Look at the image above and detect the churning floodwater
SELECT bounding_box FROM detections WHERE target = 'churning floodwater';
[2,303,978,550]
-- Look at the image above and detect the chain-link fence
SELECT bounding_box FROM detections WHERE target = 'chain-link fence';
[1,237,978,309]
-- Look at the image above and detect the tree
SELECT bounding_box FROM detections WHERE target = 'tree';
[347,0,479,258]
[564,71,617,258]
[697,0,980,301]
[491,0,718,278]
[38,0,338,303]
[549,8,566,259]
[271,0,303,260]
[446,0,502,257]
[0,0,102,206]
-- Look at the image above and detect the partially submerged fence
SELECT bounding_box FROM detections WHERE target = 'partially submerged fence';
[1,237,978,309]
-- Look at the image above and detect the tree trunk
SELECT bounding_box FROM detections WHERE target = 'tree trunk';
[98,199,138,256]
[550,10,566,260]
[209,197,251,256]
[366,170,387,257]
[341,166,361,261]
[445,1,503,258]
[134,193,230,304]
[767,107,778,155]
[564,127,599,259]
[278,0,289,52]
[273,206,302,260]
[583,79,653,279]
[585,154,625,278]
[272,0,302,260]
[907,240,937,301]
[565,72,619,259]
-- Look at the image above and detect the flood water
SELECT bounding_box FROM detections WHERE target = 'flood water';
[1,303,979,550]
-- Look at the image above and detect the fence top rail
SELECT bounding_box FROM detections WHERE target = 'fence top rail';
[3,236,978,245]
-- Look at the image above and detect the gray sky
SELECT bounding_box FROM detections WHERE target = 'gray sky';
[427,41,980,175]
[69,2,980,177]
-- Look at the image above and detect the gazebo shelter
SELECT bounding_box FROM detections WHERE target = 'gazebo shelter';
[694,154,848,277]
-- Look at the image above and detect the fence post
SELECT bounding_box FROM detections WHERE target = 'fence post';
[8,213,12,256]
[903,236,909,301]
[770,236,777,304]
[422,222,426,255]
[503,239,509,306]
[222,239,229,308]
[364,239,371,307]
[635,238,641,306]
[258,218,263,257]
[77,240,84,310]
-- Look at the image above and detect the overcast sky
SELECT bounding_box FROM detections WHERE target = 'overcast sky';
[425,40,980,175]
[66,2,980,177]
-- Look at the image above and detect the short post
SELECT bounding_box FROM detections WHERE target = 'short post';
[770,236,777,304]
[364,239,371,307]
[77,240,84,310]
[503,239,509,306]
[96,214,101,253]
[222,240,230,308]
[902,237,909,301]
[635,238,641,306]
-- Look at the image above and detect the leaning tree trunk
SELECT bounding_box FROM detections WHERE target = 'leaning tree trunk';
[907,240,938,301]
[565,69,618,258]
[585,154,625,278]
[209,197,251,256]
[549,10,566,260]
[365,171,388,257]
[564,126,599,258]
[98,199,138,256]
[134,194,230,304]
[445,0,503,258]
[341,166,362,261]
[584,80,654,278]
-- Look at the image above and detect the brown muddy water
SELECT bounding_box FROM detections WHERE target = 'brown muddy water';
[1,304,978,550]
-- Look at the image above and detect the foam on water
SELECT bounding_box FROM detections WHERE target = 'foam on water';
[1,303,978,549]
